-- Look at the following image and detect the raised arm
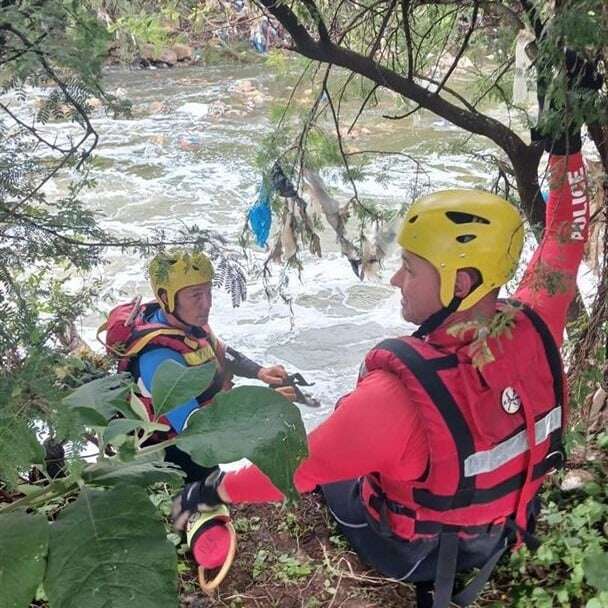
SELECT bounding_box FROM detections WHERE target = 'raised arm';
[515,149,589,346]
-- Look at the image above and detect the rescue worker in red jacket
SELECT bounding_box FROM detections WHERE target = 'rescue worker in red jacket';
[103,249,296,481]
[171,71,596,607]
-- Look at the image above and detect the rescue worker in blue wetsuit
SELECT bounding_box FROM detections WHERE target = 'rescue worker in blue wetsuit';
[102,248,296,481]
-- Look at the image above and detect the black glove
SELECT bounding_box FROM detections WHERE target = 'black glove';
[564,49,603,91]
[171,469,225,531]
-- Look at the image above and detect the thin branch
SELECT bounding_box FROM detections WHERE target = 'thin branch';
[300,0,331,43]
[0,101,71,154]
[400,0,414,79]
[348,84,379,134]
[368,0,398,60]
[434,0,479,96]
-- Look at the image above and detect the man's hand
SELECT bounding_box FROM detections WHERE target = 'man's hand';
[171,469,225,532]
[257,364,288,386]
[258,365,298,401]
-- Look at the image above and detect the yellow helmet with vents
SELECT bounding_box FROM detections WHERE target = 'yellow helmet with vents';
[398,190,524,310]
[148,249,214,314]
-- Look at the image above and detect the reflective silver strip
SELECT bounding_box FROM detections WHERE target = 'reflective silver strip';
[464,406,562,478]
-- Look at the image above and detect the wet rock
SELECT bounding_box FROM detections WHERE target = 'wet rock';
[147,100,171,115]
[178,133,204,152]
[172,43,193,62]
[158,48,177,66]
[233,79,257,94]
[208,101,228,117]
[86,97,103,111]
[560,469,594,492]
[149,134,168,146]
[140,43,157,62]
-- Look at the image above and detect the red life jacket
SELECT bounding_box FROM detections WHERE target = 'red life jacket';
[98,299,228,429]
[358,302,566,545]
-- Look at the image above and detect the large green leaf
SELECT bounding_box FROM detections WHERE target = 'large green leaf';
[63,373,132,421]
[151,360,215,417]
[0,510,49,608]
[82,454,184,488]
[176,386,308,501]
[45,484,178,608]
[585,550,608,592]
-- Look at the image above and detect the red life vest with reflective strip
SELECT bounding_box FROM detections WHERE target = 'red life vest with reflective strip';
[359,303,566,543]
[99,300,228,429]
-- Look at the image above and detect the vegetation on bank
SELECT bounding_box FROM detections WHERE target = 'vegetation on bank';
[1,1,607,607]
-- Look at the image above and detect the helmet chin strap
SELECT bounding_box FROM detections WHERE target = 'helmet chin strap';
[166,305,206,339]
[412,296,462,339]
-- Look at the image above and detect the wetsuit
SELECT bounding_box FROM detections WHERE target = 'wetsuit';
[134,306,263,480]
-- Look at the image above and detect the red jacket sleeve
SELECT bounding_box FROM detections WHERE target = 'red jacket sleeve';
[223,369,429,503]
[515,152,589,346]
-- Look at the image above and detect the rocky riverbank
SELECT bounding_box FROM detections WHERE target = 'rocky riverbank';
[97,0,286,69]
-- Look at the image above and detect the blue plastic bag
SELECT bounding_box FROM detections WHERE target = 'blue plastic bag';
[248,182,272,247]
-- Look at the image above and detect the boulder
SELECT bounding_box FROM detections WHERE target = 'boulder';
[140,43,157,62]
[234,79,256,94]
[148,100,171,115]
[173,43,193,62]
[560,469,595,492]
[86,97,103,111]
[158,48,178,66]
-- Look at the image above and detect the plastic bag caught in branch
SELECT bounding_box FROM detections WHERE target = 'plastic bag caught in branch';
[248,181,272,247]
[281,208,298,262]
[513,28,535,106]
[303,169,361,278]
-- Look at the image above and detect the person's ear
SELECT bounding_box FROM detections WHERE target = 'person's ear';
[454,269,475,299]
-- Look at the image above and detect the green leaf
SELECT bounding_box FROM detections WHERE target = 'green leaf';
[585,550,608,592]
[0,414,45,487]
[0,510,49,608]
[45,484,178,608]
[63,373,132,421]
[103,418,170,446]
[176,386,308,501]
[130,391,150,421]
[103,419,145,444]
[151,360,215,417]
[83,454,184,488]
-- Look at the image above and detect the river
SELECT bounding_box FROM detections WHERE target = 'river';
[75,61,498,430]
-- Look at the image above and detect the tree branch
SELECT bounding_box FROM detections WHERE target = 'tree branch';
[434,0,479,96]
[300,0,331,43]
[256,0,528,160]
[400,0,414,79]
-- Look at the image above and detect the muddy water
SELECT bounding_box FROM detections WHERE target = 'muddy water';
[73,62,496,429]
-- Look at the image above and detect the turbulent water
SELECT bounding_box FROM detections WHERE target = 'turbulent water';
[68,62,499,429]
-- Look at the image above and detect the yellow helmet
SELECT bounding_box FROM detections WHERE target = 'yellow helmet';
[398,190,524,311]
[148,248,214,314]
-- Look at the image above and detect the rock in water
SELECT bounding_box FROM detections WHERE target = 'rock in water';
[173,43,193,62]
[159,48,178,66]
